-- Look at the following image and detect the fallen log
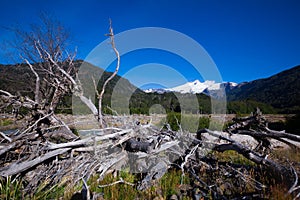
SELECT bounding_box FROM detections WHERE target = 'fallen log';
[47,129,132,150]
[97,151,128,179]
[0,142,18,157]
[237,130,300,143]
[0,148,71,176]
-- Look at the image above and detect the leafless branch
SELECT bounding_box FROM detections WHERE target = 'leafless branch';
[19,111,54,137]
[0,131,12,142]
[23,58,40,105]
[98,177,135,187]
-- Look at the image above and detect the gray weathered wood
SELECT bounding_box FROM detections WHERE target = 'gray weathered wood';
[0,148,71,176]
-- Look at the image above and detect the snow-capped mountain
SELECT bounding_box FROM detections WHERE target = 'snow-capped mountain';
[144,80,237,94]
[167,80,219,94]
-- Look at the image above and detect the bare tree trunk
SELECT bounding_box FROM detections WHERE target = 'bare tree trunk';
[24,58,40,105]
[98,19,120,127]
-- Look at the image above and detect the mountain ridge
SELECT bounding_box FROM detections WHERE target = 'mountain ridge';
[143,65,300,113]
[144,80,237,94]
[227,65,300,113]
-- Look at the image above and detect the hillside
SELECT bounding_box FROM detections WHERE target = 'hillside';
[0,61,139,95]
[227,65,300,113]
[0,61,141,114]
[0,63,35,96]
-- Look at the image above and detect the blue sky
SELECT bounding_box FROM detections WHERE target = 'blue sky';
[0,0,300,88]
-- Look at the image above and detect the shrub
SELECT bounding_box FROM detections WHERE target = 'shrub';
[166,112,211,132]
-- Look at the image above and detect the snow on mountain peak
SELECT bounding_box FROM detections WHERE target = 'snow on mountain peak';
[166,80,221,94]
[143,80,237,94]
[229,82,238,87]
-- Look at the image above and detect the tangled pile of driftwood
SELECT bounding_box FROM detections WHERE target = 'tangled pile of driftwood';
[0,108,300,199]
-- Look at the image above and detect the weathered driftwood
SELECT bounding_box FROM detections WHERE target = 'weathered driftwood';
[47,129,132,150]
[97,151,128,178]
[137,160,169,191]
[0,131,12,142]
[0,148,71,176]
[0,108,299,198]
[0,142,17,156]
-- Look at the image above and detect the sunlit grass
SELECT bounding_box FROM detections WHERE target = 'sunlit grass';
[90,169,188,200]
[0,118,13,126]
[268,184,293,200]
[0,176,23,200]
[213,150,256,166]
[272,148,300,163]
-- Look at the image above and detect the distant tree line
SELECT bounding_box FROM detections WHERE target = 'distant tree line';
[48,86,278,116]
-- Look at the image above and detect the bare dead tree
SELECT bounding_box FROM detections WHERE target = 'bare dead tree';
[0,15,79,140]
[97,19,120,127]
[0,16,120,132]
